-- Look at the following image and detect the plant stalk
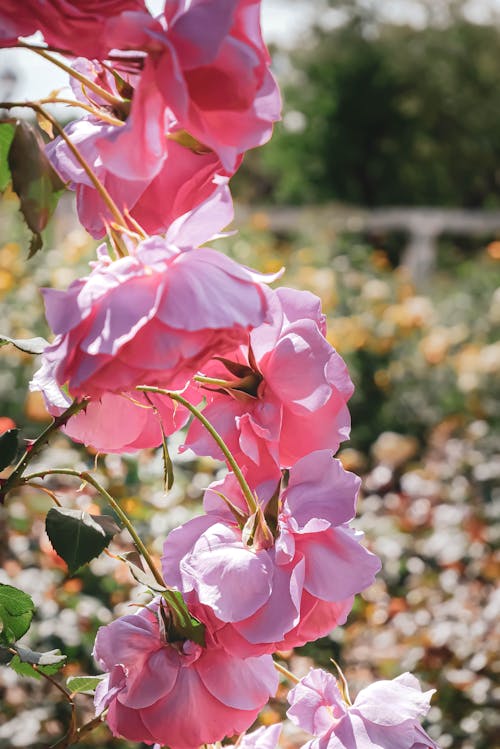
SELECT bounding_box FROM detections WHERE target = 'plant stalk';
[137,386,258,515]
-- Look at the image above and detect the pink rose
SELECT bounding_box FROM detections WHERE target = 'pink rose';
[40,221,276,400]
[106,0,281,170]
[0,0,145,57]
[238,724,283,749]
[33,194,280,452]
[30,357,188,453]
[93,600,278,749]
[46,59,235,239]
[287,669,439,749]
[184,288,353,485]
[162,451,380,655]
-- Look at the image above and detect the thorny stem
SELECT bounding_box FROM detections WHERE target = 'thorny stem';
[274,660,300,684]
[17,41,124,107]
[1,399,86,499]
[24,482,62,507]
[20,468,165,588]
[5,649,77,749]
[75,713,106,742]
[137,386,258,515]
[0,101,129,256]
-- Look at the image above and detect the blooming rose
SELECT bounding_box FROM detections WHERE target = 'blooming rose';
[238,724,283,749]
[39,208,276,400]
[30,357,188,453]
[46,59,234,238]
[32,190,280,451]
[185,287,353,484]
[162,451,380,655]
[106,0,281,171]
[0,0,145,57]
[93,599,278,749]
[287,669,438,749]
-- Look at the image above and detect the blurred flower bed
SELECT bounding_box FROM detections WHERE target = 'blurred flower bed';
[0,196,498,748]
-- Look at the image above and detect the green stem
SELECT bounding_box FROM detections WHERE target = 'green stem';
[20,468,165,588]
[1,399,86,498]
[0,101,129,256]
[137,386,258,515]
[17,41,124,107]
[39,96,125,126]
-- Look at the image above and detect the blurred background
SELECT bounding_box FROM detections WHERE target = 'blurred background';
[0,0,499,747]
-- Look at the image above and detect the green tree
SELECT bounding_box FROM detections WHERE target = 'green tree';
[236,1,500,207]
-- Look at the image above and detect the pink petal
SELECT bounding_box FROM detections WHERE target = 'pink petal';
[297,527,381,601]
[197,649,278,710]
[284,453,360,529]
[178,522,274,621]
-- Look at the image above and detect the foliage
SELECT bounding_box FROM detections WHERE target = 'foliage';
[237,4,500,207]
[0,205,497,747]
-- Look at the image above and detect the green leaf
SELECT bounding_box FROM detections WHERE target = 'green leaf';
[0,584,35,645]
[10,644,66,681]
[66,675,105,695]
[7,120,65,257]
[45,508,121,575]
[9,647,66,679]
[0,121,15,191]
[0,335,49,354]
[0,428,18,472]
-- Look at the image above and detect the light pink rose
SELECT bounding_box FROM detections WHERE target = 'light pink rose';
[33,197,279,452]
[184,288,353,485]
[106,0,281,171]
[93,600,278,749]
[0,0,145,57]
[238,724,283,749]
[162,451,380,656]
[287,669,439,749]
[30,357,189,453]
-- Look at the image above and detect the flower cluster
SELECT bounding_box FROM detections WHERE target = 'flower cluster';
[1,3,439,749]
[287,669,438,749]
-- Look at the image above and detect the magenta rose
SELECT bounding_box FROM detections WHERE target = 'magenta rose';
[46,59,236,239]
[106,0,281,171]
[287,669,438,749]
[162,451,380,656]
[0,0,145,57]
[184,287,353,485]
[93,600,278,749]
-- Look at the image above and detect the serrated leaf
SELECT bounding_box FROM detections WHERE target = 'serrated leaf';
[14,644,66,667]
[7,120,65,257]
[0,428,18,472]
[0,335,49,354]
[0,121,15,191]
[45,508,120,575]
[0,584,35,646]
[9,654,64,679]
[66,675,105,695]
